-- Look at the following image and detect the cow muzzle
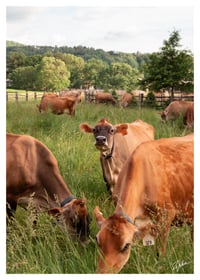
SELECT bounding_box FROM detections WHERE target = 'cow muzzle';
[95,136,108,149]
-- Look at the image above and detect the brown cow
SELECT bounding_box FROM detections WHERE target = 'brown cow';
[160,100,193,123]
[94,133,194,273]
[6,133,90,242]
[37,95,78,116]
[120,93,133,108]
[184,102,194,128]
[95,93,116,105]
[60,90,83,103]
[80,118,154,195]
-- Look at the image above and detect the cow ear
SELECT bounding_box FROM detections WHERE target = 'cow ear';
[80,123,93,133]
[94,206,105,228]
[48,207,64,217]
[115,124,128,135]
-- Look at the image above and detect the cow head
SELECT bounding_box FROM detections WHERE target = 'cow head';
[159,111,167,122]
[48,198,90,243]
[80,119,128,158]
[94,206,158,273]
[94,206,135,273]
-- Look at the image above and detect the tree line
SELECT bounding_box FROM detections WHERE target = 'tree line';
[6,30,194,98]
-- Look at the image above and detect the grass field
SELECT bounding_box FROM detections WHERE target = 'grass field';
[6,100,193,274]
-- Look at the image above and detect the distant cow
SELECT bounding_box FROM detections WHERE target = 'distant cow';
[60,90,83,103]
[95,93,116,105]
[94,133,193,273]
[80,118,154,195]
[160,100,193,123]
[6,133,90,242]
[184,102,194,128]
[120,93,133,107]
[37,95,79,116]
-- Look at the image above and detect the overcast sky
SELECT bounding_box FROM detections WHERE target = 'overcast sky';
[6,5,193,53]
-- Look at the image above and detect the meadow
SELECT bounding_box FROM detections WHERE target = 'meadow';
[6,99,193,274]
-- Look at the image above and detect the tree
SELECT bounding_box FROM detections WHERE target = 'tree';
[10,66,38,90]
[7,51,26,78]
[83,58,108,88]
[37,56,70,91]
[109,62,139,91]
[141,30,194,100]
[55,53,85,88]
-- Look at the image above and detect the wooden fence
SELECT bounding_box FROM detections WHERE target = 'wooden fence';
[84,92,194,108]
[6,91,44,102]
[6,91,194,109]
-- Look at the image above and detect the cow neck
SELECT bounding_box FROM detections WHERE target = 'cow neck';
[115,167,143,224]
[103,137,115,159]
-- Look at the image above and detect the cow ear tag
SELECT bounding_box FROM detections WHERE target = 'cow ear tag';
[142,233,155,246]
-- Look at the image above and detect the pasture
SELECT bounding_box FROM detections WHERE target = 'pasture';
[6,99,193,274]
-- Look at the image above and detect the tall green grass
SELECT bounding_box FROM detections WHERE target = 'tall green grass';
[6,100,193,273]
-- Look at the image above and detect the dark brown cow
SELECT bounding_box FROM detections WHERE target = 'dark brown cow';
[95,93,116,105]
[184,102,194,128]
[80,118,154,195]
[6,133,90,242]
[120,93,133,108]
[37,95,78,116]
[160,100,193,123]
[94,133,193,273]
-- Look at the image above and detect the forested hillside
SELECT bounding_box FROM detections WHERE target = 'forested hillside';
[6,40,149,69]
[6,31,193,95]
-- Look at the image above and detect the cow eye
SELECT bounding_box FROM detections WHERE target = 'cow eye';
[110,128,115,134]
[93,127,96,133]
[120,243,131,253]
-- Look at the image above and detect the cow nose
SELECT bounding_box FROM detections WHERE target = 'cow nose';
[96,136,106,145]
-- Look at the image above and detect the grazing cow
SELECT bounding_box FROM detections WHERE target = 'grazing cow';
[95,93,116,105]
[160,100,193,123]
[60,90,83,103]
[184,102,194,129]
[6,133,90,242]
[37,95,78,116]
[120,93,133,108]
[80,118,154,195]
[94,133,194,273]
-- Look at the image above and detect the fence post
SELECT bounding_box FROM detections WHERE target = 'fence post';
[34,92,37,100]
[26,91,28,102]
[6,92,8,102]
[139,93,144,109]
[15,92,18,102]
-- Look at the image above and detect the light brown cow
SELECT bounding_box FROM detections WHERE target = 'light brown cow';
[6,133,90,242]
[94,133,194,273]
[60,90,82,103]
[95,93,116,105]
[160,100,193,123]
[80,118,154,195]
[184,102,194,128]
[37,95,78,116]
[120,93,133,108]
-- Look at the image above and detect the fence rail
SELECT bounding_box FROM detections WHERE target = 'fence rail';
[6,91,44,102]
[6,91,194,109]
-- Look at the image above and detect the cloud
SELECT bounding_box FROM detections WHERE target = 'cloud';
[6,6,193,53]
[6,6,42,22]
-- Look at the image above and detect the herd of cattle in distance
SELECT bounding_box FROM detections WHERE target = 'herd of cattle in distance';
[35,91,194,129]
[6,92,194,273]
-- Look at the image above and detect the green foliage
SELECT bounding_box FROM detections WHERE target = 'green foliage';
[37,56,70,91]
[6,100,193,273]
[144,91,157,107]
[140,30,194,96]
[10,66,38,90]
